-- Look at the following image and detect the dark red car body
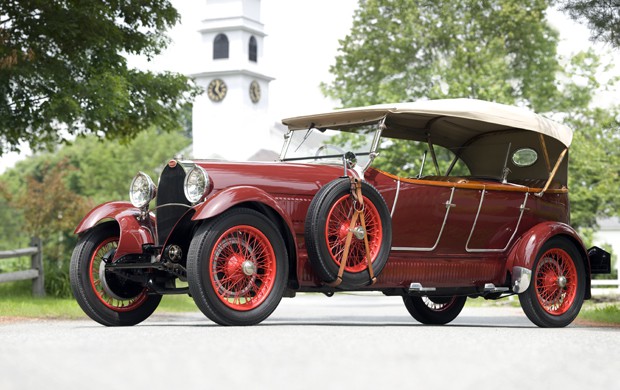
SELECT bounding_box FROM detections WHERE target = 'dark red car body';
[70,99,610,327]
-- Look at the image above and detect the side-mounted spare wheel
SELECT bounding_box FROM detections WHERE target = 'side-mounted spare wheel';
[518,236,586,328]
[305,178,392,288]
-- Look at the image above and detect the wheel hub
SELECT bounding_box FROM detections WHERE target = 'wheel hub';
[350,226,366,240]
[242,260,256,276]
[557,275,567,288]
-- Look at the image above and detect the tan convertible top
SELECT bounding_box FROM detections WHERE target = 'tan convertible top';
[282,98,573,148]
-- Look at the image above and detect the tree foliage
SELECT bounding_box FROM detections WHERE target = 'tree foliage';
[559,51,620,228]
[323,0,561,111]
[558,0,620,48]
[0,126,191,295]
[323,0,620,230]
[0,0,198,155]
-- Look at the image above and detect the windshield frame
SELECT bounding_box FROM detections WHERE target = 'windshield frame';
[278,120,384,164]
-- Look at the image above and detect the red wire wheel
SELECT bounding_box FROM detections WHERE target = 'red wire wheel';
[324,194,383,272]
[534,248,578,316]
[518,237,586,328]
[88,237,148,312]
[305,178,392,288]
[187,208,288,326]
[70,222,162,326]
[209,225,277,311]
[403,295,467,325]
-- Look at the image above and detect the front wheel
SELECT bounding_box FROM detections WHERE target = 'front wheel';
[403,295,467,325]
[70,222,161,326]
[518,237,585,328]
[187,208,289,326]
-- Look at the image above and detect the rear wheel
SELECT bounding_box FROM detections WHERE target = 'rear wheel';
[187,208,288,326]
[403,295,467,325]
[518,237,585,327]
[70,222,161,326]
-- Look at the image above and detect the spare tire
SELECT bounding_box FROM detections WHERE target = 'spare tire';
[305,178,392,288]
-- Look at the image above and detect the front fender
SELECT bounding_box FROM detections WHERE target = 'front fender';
[192,186,296,237]
[75,201,156,261]
[506,221,590,296]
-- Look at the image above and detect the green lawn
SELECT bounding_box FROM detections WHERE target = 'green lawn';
[1,280,618,325]
[0,280,198,320]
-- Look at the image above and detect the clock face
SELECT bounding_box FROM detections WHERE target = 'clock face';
[249,80,261,103]
[207,79,227,102]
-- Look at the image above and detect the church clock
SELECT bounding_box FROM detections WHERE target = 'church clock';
[207,79,227,102]
[249,80,261,103]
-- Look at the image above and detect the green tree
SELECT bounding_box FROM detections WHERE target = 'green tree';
[559,51,620,229]
[558,0,620,48]
[323,0,561,111]
[0,0,198,155]
[0,126,191,296]
[322,0,620,230]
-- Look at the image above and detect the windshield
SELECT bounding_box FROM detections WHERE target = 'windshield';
[280,124,380,166]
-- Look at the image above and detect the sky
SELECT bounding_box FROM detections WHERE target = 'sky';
[0,0,617,173]
[129,0,360,119]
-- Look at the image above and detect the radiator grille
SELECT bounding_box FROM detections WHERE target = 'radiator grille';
[156,164,190,245]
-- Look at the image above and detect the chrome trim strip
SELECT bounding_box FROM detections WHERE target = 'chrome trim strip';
[390,179,401,218]
[465,192,529,253]
[391,187,456,252]
[409,282,436,292]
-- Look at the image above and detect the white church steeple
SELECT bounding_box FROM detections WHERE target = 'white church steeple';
[191,0,275,161]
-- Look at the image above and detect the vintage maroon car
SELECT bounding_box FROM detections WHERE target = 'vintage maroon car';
[70,98,610,327]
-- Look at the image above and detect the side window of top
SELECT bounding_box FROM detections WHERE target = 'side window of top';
[214,34,229,59]
[376,139,470,178]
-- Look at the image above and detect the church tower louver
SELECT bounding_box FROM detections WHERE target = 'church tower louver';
[191,0,275,161]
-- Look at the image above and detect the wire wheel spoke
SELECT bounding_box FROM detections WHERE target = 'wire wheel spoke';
[210,225,276,311]
[325,194,383,273]
[535,249,577,315]
[88,238,147,312]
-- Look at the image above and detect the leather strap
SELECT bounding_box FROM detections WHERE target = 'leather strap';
[327,177,376,287]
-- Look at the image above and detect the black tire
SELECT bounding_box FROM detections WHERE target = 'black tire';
[518,237,586,328]
[187,208,288,326]
[305,178,392,288]
[403,295,467,325]
[70,222,161,326]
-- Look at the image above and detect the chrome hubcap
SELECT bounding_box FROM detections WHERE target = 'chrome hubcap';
[242,260,256,276]
[557,275,567,288]
[351,226,366,240]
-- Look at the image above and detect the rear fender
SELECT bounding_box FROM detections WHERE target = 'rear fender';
[75,201,156,261]
[506,221,590,297]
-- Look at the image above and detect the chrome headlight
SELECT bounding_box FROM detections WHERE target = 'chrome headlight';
[129,172,156,209]
[184,166,210,204]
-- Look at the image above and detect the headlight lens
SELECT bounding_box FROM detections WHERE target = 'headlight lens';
[184,166,210,204]
[129,172,156,209]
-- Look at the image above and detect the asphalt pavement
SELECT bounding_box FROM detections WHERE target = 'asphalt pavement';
[1,293,618,390]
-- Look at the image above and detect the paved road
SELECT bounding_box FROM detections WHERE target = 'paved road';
[1,293,618,390]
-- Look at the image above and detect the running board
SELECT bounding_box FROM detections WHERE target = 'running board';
[408,283,509,294]
[409,283,436,292]
[484,283,510,293]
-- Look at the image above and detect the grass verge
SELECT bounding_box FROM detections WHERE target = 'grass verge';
[1,280,619,325]
[0,280,198,320]
[0,294,199,320]
[578,303,620,325]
